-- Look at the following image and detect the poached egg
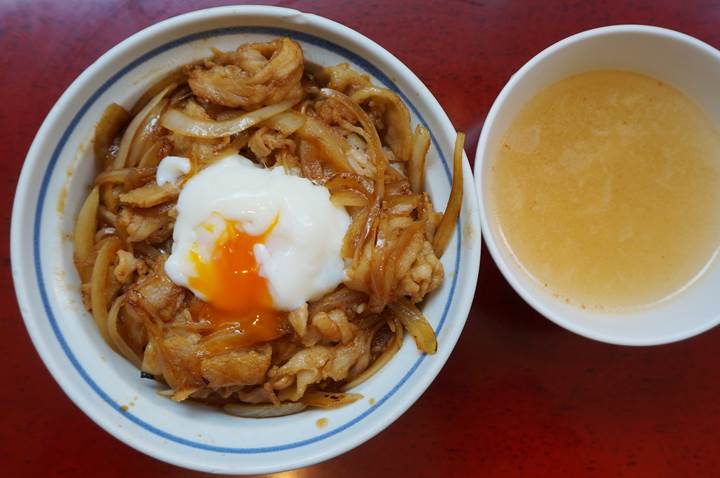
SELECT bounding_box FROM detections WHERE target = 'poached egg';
[162,154,350,338]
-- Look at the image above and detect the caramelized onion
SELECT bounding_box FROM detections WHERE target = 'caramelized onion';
[342,318,403,390]
[261,110,306,135]
[107,295,142,368]
[309,286,368,316]
[126,99,167,168]
[114,84,175,169]
[433,132,464,257]
[94,104,130,164]
[301,390,363,409]
[324,172,373,198]
[137,141,163,168]
[331,190,369,207]
[320,88,387,171]
[351,86,413,162]
[74,186,99,268]
[94,167,155,185]
[90,236,121,341]
[341,207,370,259]
[101,184,119,213]
[224,402,306,418]
[368,215,391,311]
[390,297,437,354]
[320,88,387,257]
[160,99,297,138]
[408,125,430,193]
[296,115,353,173]
[130,68,188,116]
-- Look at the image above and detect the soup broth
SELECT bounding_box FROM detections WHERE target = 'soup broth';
[491,70,720,309]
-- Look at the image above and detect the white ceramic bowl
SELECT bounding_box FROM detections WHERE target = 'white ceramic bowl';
[476,25,720,346]
[12,5,481,474]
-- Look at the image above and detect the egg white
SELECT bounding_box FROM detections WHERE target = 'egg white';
[163,154,351,311]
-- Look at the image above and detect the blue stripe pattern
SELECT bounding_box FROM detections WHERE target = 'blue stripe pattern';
[32,26,462,453]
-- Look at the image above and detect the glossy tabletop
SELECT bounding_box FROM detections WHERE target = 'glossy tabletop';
[3,1,720,476]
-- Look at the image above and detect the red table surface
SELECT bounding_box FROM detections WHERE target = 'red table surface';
[2,1,720,477]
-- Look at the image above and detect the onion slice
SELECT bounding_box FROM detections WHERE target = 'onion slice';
[408,125,430,193]
[94,103,130,164]
[261,110,306,135]
[351,86,413,162]
[224,402,306,418]
[94,167,155,185]
[295,115,353,173]
[433,132,464,257]
[90,236,121,342]
[390,297,437,354]
[106,295,142,368]
[320,88,386,257]
[331,190,369,207]
[130,68,187,116]
[74,186,99,266]
[320,88,386,171]
[301,391,363,409]
[342,318,403,391]
[126,99,167,168]
[160,99,297,138]
[114,84,175,169]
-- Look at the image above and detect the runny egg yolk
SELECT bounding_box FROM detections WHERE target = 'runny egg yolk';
[188,217,284,345]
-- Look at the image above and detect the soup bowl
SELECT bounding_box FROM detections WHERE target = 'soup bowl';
[475,25,720,346]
